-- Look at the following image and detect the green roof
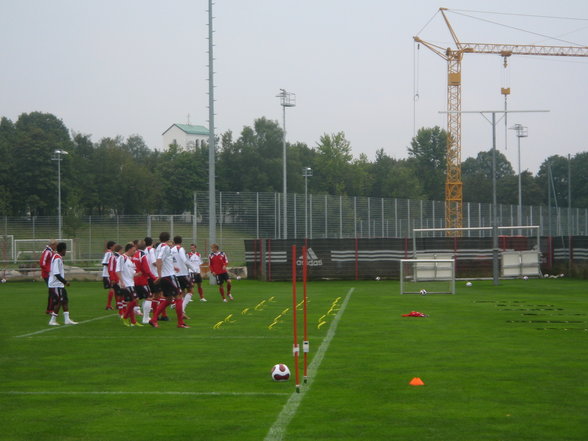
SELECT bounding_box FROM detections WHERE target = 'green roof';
[164,124,209,136]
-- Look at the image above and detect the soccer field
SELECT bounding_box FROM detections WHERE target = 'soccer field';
[1,278,587,441]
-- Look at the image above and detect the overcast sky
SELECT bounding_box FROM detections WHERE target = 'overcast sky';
[2,0,587,174]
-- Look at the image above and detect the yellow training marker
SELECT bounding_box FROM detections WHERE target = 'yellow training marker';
[317,321,327,329]
[224,314,235,323]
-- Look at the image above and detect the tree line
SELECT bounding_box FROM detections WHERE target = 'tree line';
[0,111,585,217]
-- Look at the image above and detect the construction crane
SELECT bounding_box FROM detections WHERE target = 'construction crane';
[414,8,588,235]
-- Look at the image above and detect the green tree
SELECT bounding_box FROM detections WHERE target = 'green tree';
[12,112,72,215]
[407,126,447,201]
[0,117,16,214]
[462,149,515,204]
[314,132,353,195]
[217,118,284,192]
[154,142,207,213]
[536,155,569,208]
[370,149,424,199]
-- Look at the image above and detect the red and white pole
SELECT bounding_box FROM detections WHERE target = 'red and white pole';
[291,245,300,393]
[302,245,309,384]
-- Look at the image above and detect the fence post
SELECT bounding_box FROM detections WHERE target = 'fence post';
[394,198,398,238]
[310,194,313,239]
[193,191,197,244]
[89,215,92,259]
[324,194,328,239]
[256,192,260,239]
[367,197,371,238]
[293,193,297,239]
[381,198,385,237]
[354,196,357,238]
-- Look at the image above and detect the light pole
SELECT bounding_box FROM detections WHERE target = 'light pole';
[510,124,528,232]
[302,167,312,238]
[52,149,68,239]
[277,89,296,239]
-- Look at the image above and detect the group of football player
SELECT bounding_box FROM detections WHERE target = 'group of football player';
[102,232,234,328]
[39,232,234,328]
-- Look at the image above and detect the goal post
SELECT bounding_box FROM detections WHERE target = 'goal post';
[400,258,456,295]
[14,239,75,263]
[412,226,541,279]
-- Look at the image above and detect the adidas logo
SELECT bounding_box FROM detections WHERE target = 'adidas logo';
[296,248,323,267]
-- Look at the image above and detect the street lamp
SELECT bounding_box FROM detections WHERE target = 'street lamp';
[52,149,68,239]
[510,124,528,232]
[277,89,296,239]
[302,167,312,238]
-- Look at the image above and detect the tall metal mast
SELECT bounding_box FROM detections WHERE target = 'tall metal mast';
[207,0,216,245]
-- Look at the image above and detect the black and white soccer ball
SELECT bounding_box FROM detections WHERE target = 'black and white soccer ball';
[271,364,290,382]
[419,289,427,296]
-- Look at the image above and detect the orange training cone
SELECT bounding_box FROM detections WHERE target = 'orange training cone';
[409,377,425,386]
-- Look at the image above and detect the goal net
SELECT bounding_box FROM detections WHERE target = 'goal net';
[412,226,541,279]
[14,239,75,262]
[400,258,456,295]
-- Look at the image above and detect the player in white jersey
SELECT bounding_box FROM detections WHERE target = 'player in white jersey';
[145,237,168,322]
[188,243,206,302]
[116,242,141,327]
[171,236,197,319]
[48,242,78,326]
[102,240,116,310]
[149,232,188,328]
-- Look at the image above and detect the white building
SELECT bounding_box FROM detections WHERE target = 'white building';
[162,124,209,150]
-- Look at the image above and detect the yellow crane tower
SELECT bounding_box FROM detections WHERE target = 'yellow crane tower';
[414,7,588,235]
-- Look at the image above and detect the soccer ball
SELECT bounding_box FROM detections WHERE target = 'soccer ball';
[419,289,427,296]
[0,279,6,283]
[466,282,472,287]
[523,276,528,280]
[375,276,381,281]
[271,364,290,382]
[236,276,241,280]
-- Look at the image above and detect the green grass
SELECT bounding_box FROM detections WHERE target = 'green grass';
[1,278,587,441]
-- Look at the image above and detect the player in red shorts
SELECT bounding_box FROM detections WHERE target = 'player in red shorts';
[48,242,78,326]
[149,232,188,328]
[39,239,57,314]
[133,240,158,325]
[108,244,124,318]
[101,240,116,310]
[209,243,233,302]
[116,242,141,327]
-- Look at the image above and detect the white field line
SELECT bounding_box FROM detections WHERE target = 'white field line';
[1,391,288,397]
[20,335,300,340]
[14,314,117,338]
[264,287,354,441]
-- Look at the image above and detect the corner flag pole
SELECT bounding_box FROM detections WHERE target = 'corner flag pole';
[291,245,300,393]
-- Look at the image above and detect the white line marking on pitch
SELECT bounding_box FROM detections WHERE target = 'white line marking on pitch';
[1,391,288,397]
[264,287,354,441]
[14,314,117,338]
[20,335,302,340]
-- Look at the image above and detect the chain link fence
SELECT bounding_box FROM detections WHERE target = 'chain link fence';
[1,191,586,269]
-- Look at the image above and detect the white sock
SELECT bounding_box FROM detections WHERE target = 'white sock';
[64,311,70,320]
[183,294,192,313]
[134,306,141,315]
[142,300,152,323]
